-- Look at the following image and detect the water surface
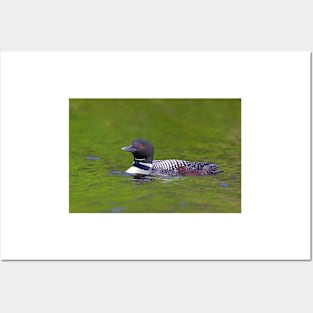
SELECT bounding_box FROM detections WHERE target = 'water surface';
[70,99,241,213]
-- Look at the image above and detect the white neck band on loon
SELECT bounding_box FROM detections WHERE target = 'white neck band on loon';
[126,160,152,175]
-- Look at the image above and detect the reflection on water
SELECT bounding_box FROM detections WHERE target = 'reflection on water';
[86,155,101,161]
[111,207,124,213]
[109,170,132,177]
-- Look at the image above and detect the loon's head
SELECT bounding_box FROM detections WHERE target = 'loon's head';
[121,138,154,176]
[122,138,154,162]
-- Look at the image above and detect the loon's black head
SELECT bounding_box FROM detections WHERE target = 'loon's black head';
[121,138,154,163]
[121,138,154,176]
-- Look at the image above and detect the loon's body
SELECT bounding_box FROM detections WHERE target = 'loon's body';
[122,138,222,177]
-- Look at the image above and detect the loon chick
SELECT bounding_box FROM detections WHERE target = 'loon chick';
[121,138,222,177]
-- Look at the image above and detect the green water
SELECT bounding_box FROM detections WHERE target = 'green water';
[70,99,241,213]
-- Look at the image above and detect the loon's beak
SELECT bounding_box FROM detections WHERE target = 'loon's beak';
[121,145,136,153]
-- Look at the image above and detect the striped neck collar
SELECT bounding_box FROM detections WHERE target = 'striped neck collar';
[134,158,146,161]
[125,159,152,176]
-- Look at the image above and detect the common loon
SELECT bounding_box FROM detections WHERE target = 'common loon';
[121,138,223,177]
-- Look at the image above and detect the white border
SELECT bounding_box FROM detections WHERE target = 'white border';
[0,52,310,260]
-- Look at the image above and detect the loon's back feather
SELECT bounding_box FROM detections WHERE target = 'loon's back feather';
[152,159,222,176]
[152,159,189,170]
